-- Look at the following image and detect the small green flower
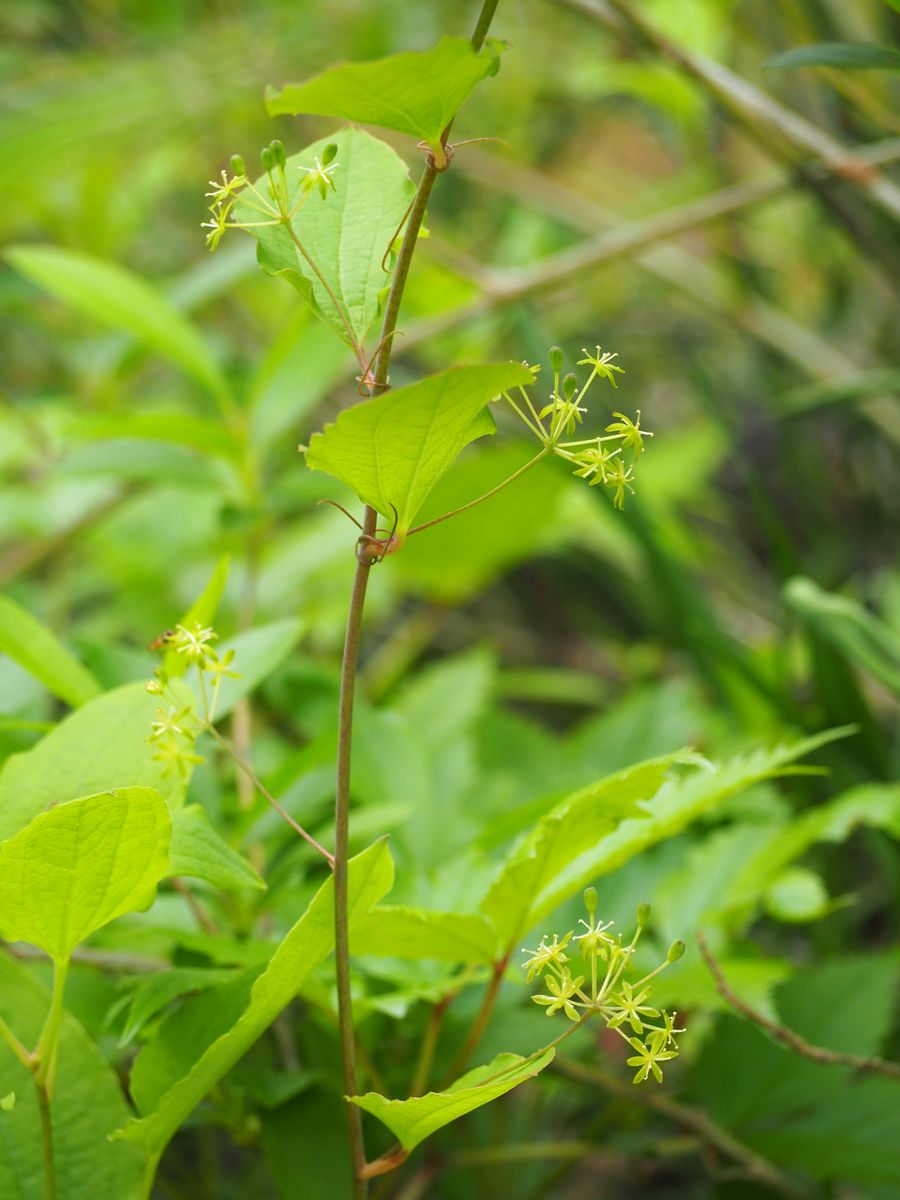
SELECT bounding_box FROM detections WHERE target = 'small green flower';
[533,969,585,1021]
[607,980,659,1034]
[149,705,194,742]
[575,915,617,960]
[605,410,653,457]
[206,647,241,686]
[299,155,340,200]
[171,623,218,667]
[205,167,248,207]
[522,932,572,982]
[604,459,635,510]
[571,444,621,486]
[578,346,625,388]
[625,1034,678,1084]
[152,737,204,780]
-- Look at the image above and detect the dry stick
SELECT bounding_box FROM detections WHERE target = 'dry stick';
[697,930,900,1082]
[556,0,900,224]
[555,1057,810,1199]
[332,6,502,1195]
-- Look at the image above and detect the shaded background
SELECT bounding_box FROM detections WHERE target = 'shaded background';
[1,0,899,1197]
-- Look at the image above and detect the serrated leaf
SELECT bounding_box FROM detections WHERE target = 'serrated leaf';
[490,729,852,942]
[0,680,193,842]
[0,955,145,1199]
[0,592,100,707]
[305,362,533,535]
[0,787,170,963]
[235,130,414,345]
[116,840,393,1156]
[266,37,503,161]
[351,1049,554,1154]
[481,753,691,945]
[169,805,265,892]
[5,245,230,402]
[353,905,499,962]
[766,42,900,71]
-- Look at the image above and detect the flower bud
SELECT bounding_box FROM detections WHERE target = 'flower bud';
[667,940,685,963]
[230,154,246,177]
[322,142,338,165]
[270,139,286,167]
[583,886,598,916]
[549,346,564,373]
[562,372,577,401]
[636,902,651,928]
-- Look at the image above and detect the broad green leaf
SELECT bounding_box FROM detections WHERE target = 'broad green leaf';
[305,362,534,535]
[5,245,230,402]
[0,955,144,1199]
[481,753,692,945]
[69,412,242,461]
[0,787,170,963]
[767,42,900,71]
[351,1049,555,1154]
[492,729,852,941]
[0,680,192,842]
[169,805,265,892]
[785,576,900,696]
[235,130,414,345]
[116,840,393,1155]
[0,592,100,707]
[118,966,238,1047]
[266,37,503,162]
[763,867,830,923]
[163,556,230,678]
[353,906,499,962]
[210,617,305,719]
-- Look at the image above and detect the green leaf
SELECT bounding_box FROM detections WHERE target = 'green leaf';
[118,967,238,1047]
[785,576,900,697]
[235,130,415,345]
[169,805,265,892]
[0,592,100,707]
[351,1049,555,1154]
[5,245,230,402]
[164,556,230,678]
[305,362,534,535]
[489,729,852,942]
[0,955,145,1199]
[0,680,192,842]
[0,787,170,963]
[116,840,393,1156]
[210,617,305,719]
[481,753,692,945]
[352,906,500,962]
[766,42,900,71]
[69,412,242,461]
[266,37,503,162]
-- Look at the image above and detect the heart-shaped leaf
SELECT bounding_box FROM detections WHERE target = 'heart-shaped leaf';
[235,129,415,347]
[351,1050,555,1154]
[266,37,503,163]
[305,361,534,536]
[0,787,171,964]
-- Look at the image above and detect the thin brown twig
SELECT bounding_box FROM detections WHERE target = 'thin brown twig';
[696,930,900,1082]
[555,1057,810,1199]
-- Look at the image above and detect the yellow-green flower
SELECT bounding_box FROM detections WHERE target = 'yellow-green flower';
[533,969,585,1021]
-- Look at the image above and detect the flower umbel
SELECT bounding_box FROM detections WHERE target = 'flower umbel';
[497,344,652,508]
[521,889,684,1085]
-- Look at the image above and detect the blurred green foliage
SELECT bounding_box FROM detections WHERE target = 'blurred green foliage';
[1,0,899,1196]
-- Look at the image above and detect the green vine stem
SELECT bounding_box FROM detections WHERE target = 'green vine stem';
[406,449,548,536]
[331,4,503,1194]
